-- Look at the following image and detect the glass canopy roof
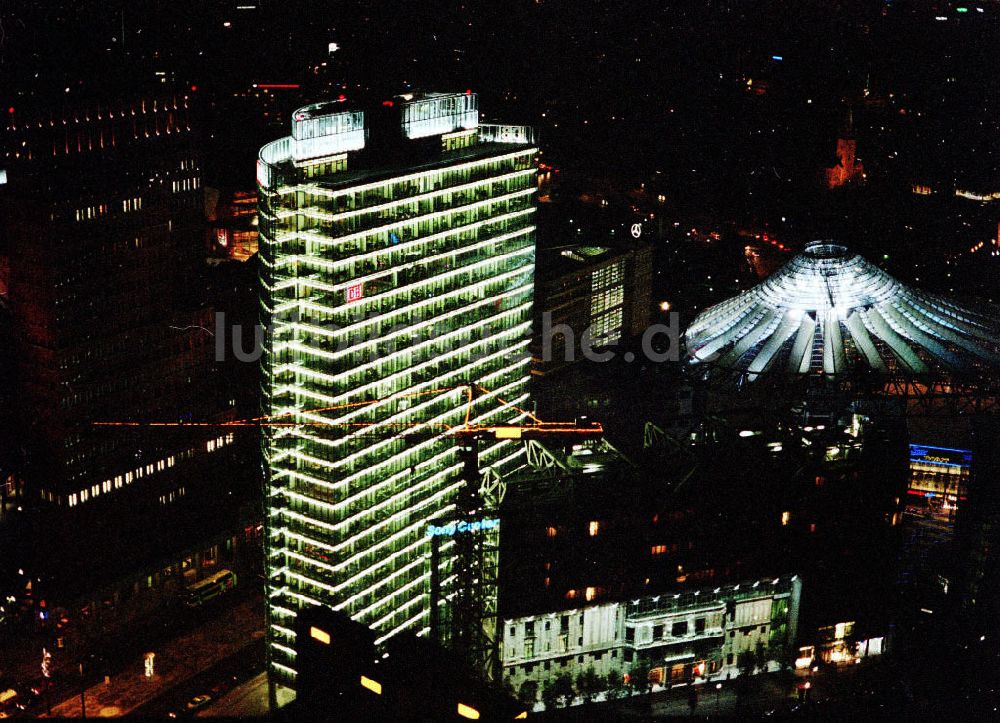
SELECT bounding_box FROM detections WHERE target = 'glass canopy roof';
[684,241,1000,380]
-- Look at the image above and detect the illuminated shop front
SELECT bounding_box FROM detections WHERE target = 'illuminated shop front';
[502,576,801,709]
[813,620,885,666]
[258,92,537,686]
[907,444,971,515]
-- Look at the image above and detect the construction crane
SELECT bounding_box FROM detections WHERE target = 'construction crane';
[94,383,603,682]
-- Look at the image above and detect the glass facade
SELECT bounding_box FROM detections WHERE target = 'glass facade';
[685,241,1000,379]
[258,101,537,686]
[590,259,625,345]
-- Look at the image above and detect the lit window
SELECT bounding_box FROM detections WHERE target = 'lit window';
[585,586,597,601]
[309,626,331,644]
[546,526,557,538]
[651,545,668,556]
[781,511,791,526]
[588,521,600,537]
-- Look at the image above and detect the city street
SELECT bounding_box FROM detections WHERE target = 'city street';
[38,595,263,718]
[130,638,265,718]
[536,661,894,720]
[195,673,295,718]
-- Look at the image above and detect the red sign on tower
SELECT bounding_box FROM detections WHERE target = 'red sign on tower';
[345,282,364,303]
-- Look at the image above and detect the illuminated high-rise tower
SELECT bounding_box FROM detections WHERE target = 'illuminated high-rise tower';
[257,92,537,687]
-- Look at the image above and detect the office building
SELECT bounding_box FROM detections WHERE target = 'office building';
[498,410,906,706]
[0,91,263,621]
[0,92,239,513]
[206,188,260,262]
[257,91,538,686]
[503,576,802,707]
[531,242,652,376]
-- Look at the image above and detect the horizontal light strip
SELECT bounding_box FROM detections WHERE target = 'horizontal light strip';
[275,167,535,222]
[276,147,536,199]
[276,304,531,391]
[278,409,523,538]
[373,602,439,645]
[281,288,531,364]
[271,388,529,514]
[273,206,533,274]
[355,572,427,618]
[277,402,528,568]
[273,385,528,528]
[278,588,324,608]
[272,262,533,346]
[370,592,425,630]
[271,642,296,657]
[271,211,533,298]
[272,231,534,304]
[271,188,535,254]
[271,661,298,676]
[337,541,448,609]
[280,529,338,553]
[272,334,530,423]
[275,359,530,483]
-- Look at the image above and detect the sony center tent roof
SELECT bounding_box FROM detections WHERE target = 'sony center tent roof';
[684,241,1000,380]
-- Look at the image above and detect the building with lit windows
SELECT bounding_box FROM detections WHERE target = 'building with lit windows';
[0,92,242,513]
[907,444,971,516]
[531,242,652,376]
[257,91,538,687]
[498,406,906,706]
[0,91,260,610]
[503,576,802,709]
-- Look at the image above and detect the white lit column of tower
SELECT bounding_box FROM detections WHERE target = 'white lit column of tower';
[257,93,537,685]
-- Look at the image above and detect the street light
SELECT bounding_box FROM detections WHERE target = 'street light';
[79,661,87,719]
[715,682,722,713]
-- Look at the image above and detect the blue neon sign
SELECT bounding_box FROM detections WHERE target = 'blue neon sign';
[426,518,499,538]
[909,444,972,468]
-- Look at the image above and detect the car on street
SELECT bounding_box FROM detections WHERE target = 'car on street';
[185,694,212,711]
